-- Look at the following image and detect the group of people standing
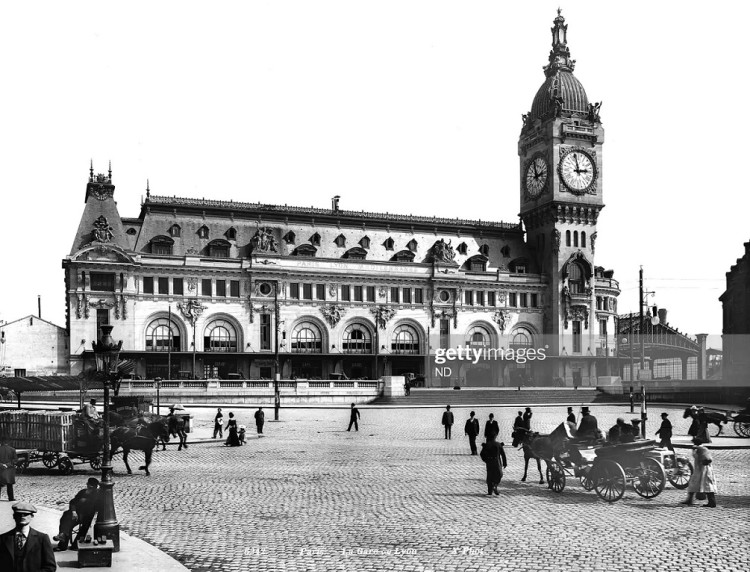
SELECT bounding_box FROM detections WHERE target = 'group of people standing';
[213,407,266,446]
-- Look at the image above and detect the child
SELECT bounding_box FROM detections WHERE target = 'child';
[238,425,246,445]
[681,445,717,507]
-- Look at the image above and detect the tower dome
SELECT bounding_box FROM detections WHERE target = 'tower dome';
[525,10,592,124]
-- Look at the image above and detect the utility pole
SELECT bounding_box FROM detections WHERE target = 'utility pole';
[273,281,280,421]
[639,266,645,375]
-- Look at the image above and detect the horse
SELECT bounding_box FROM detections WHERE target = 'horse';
[515,423,581,487]
[110,419,170,476]
[683,407,728,437]
[512,428,544,484]
[167,413,188,451]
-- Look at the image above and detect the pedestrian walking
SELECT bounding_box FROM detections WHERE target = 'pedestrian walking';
[522,407,532,429]
[479,434,507,496]
[511,411,524,447]
[347,403,360,432]
[212,408,224,439]
[681,445,717,507]
[0,434,17,502]
[655,412,674,452]
[566,406,576,425]
[441,405,454,439]
[484,413,499,440]
[225,413,241,446]
[464,411,480,455]
[404,379,411,396]
[254,407,265,435]
[0,502,56,572]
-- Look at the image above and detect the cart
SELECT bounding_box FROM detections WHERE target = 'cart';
[727,410,750,438]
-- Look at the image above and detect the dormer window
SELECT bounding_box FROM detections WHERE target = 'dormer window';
[343,247,367,260]
[283,231,296,244]
[151,236,174,256]
[391,250,415,263]
[309,233,321,247]
[383,237,395,251]
[457,242,468,255]
[169,224,181,238]
[226,227,237,240]
[407,239,418,252]
[359,236,370,249]
[463,254,488,272]
[198,226,209,239]
[501,245,510,258]
[208,239,231,258]
[334,234,347,247]
[479,244,490,257]
[293,244,317,257]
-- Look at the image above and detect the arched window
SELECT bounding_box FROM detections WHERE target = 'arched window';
[581,232,586,248]
[343,323,372,354]
[510,327,533,350]
[565,230,571,247]
[573,231,579,247]
[203,319,238,352]
[169,224,181,237]
[479,244,490,257]
[465,325,492,349]
[151,236,174,255]
[569,262,585,294]
[391,324,420,354]
[292,321,323,353]
[145,318,181,352]
[226,227,237,240]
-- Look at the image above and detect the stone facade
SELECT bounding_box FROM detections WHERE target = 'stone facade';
[61,12,620,387]
[720,241,750,389]
[0,316,69,376]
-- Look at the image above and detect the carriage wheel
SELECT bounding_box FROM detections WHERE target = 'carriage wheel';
[667,457,693,490]
[15,459,28,475]
[632,458,666,499]
[579,467,595,491]
[734,421,750,438]
[594,460,626,503]
[89,456,102,470]
[545,461,566,493]
[42,452,59,468]
[58,457,74,475]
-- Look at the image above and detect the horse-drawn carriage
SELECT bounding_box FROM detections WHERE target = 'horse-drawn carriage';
[683,405,750,439]
[0,410,103,475]
[526,423,692,503]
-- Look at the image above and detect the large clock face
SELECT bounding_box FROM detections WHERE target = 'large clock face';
[560,150,596,193]
[524,157,548,198]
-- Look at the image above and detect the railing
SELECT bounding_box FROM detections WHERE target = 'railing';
[116,379,383,394]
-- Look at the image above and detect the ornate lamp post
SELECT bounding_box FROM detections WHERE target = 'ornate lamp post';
[91,324,121,551]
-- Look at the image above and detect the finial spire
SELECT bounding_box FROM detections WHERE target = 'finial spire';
[544,9,576,77]
[89,160,94,182]
[108,160,112,182]
[146,179,150,198]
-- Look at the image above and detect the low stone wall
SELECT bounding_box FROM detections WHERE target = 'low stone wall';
[606,376,750,406]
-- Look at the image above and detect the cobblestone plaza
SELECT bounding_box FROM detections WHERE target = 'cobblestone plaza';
[10,404,750,571]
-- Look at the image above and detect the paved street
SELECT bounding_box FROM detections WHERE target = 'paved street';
[9,405,750,572]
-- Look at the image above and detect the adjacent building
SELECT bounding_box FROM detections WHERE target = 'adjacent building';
[0,315,69,376]
[62,11,620,386]
[720,241,750,390]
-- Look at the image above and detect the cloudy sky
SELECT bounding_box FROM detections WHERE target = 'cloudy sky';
[1,1,745,349]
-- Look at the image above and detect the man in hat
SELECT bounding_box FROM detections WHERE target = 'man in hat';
[0,434,17,501]
[441,405,454,439]
[577,407,599,441]
[347,403,360,432]
[566,407,576,426]
[464,411,480,455]
[511,411,524,447]
[53,478,100,551]
[82,398,102,435]
[655,412,674,451]
[0,502,57,571]
[254,406,265,435]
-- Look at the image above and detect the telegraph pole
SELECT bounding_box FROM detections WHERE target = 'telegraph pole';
[639,266,645,374]
[273,281,280,421]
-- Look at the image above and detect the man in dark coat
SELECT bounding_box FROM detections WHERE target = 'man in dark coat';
[484,413,499,440]
[347,403,360,432]
[655,412,674,451]
[576,407,599,440]
[53,478,100,551]
[212,408,224,439]
[479,434,507,496]
[0,502,57,571]
[511,411,524,448]
[522,407,533,429]
[254,407,265,435]
[464,411,480,455]
[607,418,635,444]
[566,407,576,425]
[0,435,17,502]
[441,405,454,439]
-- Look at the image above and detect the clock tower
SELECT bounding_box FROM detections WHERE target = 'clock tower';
[518,10,607,383]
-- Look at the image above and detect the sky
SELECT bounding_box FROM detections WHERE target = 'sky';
[0,1,746,350]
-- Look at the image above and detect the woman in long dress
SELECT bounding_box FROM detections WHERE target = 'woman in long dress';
[224,413,240,447]
[480,434,507,496]
[681,445,717,507]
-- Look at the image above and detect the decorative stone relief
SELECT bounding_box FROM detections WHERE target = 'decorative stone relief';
[89,298,114,309]
[250,227,278,253]
[122,296,128,320]
[370,306,397,329]
[497,292,507,305]
[591,232,598,254]
[429,239,456,263]
[114,295,121,320]
[75,293,84,319]
[92,216,113,243]
[178,299,207,326]
[320,305,346,327]
[377,286,388,299]
[493,311,507,333]
[187,278,198,292]
[328,283,338,297]
[553,229,561,254]
[565,306,589,330]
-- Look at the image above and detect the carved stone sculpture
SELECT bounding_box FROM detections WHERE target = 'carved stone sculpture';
[92,216,113,243]
[553,229,561,254]
[430,239,456,263]
[178,299,207,326]
[370,306,397,329]
[493,311,507,333]
[320,305,346,327]
[250,227,278,253]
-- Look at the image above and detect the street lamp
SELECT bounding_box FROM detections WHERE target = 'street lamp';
[154,377,162,415]
[91,324,121,551]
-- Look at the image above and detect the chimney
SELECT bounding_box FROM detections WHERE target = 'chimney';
[657,308,667,325]
[332,195,340,211]
[38,295,41,319]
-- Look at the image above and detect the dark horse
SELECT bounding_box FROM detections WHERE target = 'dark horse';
[683,407,728,437]
[513,428,544,484]
[110,419,170,476]
[166,413,188,451]
[516,423,583,487]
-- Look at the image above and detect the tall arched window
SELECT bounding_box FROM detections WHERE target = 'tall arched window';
[565,230,571,247]
[581,232,586,248]
[292,322,323,353]
[465,325,492,349]
[573,231,579,247]
[145,318,181,352]
[568,262,585,294]
[391,324,420,354]
[342,323,372,354]
[510,327,533,350]
[203,319,238,352]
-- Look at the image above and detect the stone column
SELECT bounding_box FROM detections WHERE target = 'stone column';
[696,333,708,380]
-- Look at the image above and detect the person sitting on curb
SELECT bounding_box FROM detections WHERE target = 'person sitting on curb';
[53,477,101,551]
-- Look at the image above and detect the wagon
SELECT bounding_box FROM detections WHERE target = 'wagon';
[1,410,103,475]
[727,410,750,438]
